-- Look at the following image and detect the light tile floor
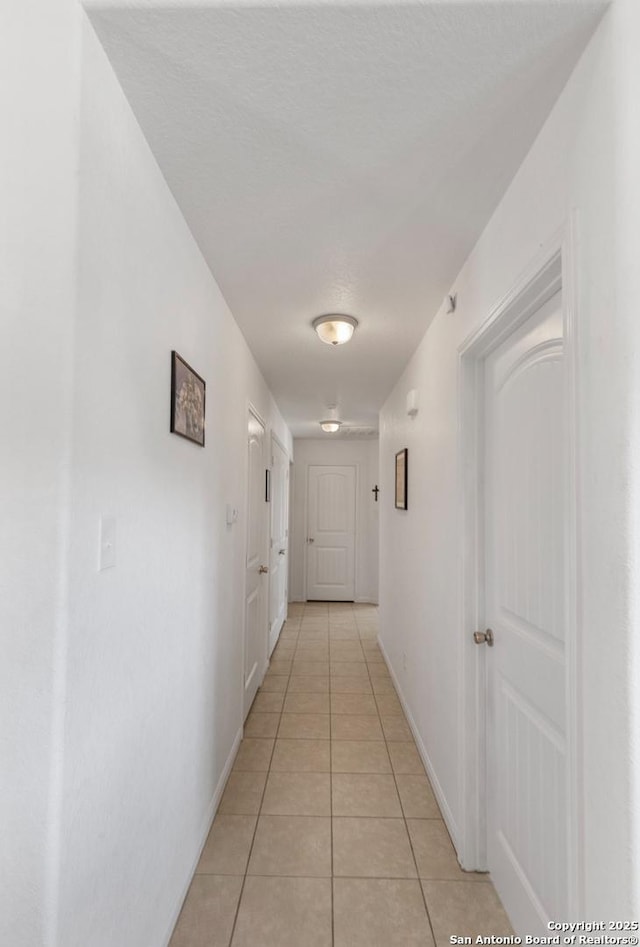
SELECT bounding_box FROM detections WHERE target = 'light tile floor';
[169,603,514,947]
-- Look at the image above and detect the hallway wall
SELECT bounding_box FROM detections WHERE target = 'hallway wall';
[290,438,379,604]
[378,2,640,919]
[2,7,292,947]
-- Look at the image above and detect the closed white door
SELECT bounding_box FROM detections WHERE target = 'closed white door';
[244,409,268,719]
[306,465,356,601]
[268,436,289,654]
[484,290,568,931]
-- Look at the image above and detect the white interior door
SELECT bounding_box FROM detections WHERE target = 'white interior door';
[484,290,568,931]
[268,436,289,654]
[306,465,356,601]
[244,409,268,719]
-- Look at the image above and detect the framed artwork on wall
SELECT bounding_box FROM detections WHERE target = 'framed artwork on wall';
[395,448,408,510]
[170,351,206,446]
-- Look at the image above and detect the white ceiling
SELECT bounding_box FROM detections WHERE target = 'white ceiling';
[87,0,605,437]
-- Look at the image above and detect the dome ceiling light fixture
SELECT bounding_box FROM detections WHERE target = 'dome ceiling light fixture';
[312,313,358,346]
[319,405,342,434]
[320,419,342,433]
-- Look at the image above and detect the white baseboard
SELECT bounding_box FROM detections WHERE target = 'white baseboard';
[355,596,378,604]
[161,726,243,947]
[377,635,460,851]
[269,617,284,656]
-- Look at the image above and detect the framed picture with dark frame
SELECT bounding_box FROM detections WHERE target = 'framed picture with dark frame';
[170,351,206,447]
[395,448,408,510]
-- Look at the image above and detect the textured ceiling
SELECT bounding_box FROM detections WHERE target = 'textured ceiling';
[87,0,605,436]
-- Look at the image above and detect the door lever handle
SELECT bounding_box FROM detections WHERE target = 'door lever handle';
[307,538,315,544]
[279,549,286,555]
[259,565,269,574]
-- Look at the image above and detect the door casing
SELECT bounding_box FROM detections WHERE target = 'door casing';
[457,222,583,919]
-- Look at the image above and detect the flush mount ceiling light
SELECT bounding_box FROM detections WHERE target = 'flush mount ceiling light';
[320,419,342,433]
[312,313,358,346]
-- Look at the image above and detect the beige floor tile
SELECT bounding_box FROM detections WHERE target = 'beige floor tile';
[233,738,274,772]
[365,653,386,665]
[331,741,391,773]
[218,771,267,816]
[330,693,378,715]
[261,772,331,816]
[375,693,402,714]
[330,662,370,678]
[333,878,433,947]
[298,632,329,643]
[330,677,373,694]
[295,647,329,660]
[332,773,402,817]
[330,644,365,660]
[231,876,332,947]
[283,692,330,714]
[251,691,284,714]
[388,742,425,775]
[329,629,360,640]
[371,678,396,695]
[169,875,243,947]
[360,641,382,654]
[358,629,379,640]
[244,713,280,738]
[272,645,296,660]
[197,815,257,875]
[396,774,441,819]
[422,881,513,945]
[278,713,330,739]
[380,715,413,741]
[248,815,331,876]
[331,714,384,741]
[287,675,330,693]
[333,817,417,878]
[268,659,292,675]
[368,665,392,681]
[408,820,486,880]
[271,738,331,772]
[292,661,330,676]
[259,675,288,693]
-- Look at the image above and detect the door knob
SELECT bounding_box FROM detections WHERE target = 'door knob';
[279,549,286,555]
[307,537,315,544]
[473,629,494,647]
[259,565,269,574]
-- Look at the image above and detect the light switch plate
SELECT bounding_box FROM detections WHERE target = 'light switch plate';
[99,514,116,571]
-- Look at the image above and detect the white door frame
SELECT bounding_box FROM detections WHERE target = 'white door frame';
[241,401,269,717]
[457,222,583,918]
[268,430,289,654]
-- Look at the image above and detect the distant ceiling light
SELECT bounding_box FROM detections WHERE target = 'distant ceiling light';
[320,419,342,434]
[312,314,358,346]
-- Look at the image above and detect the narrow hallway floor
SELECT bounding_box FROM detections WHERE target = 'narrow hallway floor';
[169,602,513,947]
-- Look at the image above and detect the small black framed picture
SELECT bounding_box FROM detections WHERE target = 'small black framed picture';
[395,448,408,510]
[265,468,271,502]
[170,351,206,447]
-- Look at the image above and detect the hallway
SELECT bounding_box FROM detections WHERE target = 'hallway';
[169,604,512,947]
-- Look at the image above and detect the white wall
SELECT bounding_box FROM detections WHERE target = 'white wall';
[290,438,378,604]
[379,1,640,919]
[1,7,292,947]
[0,1,81,944]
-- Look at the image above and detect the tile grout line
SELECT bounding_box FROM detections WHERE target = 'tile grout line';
[226,635,292,947]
